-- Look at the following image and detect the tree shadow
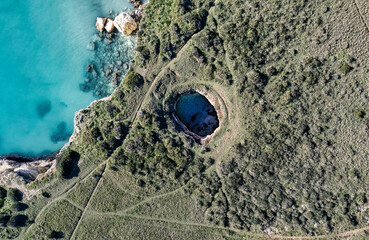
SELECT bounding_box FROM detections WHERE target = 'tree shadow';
[8,214,28,228]
[68,151,81,179]
[0,214,10,227]
[12,202,28,212]
[49,230,64,239]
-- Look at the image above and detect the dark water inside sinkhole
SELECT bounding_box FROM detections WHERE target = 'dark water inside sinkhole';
[175,93,219,137]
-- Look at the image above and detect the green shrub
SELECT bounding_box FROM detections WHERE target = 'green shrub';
[56,149,79,179]
[7,188,22,203]
[354,109,365,119]
[246,28,258,43]
[124,70,144,89]
[340,62,352,75]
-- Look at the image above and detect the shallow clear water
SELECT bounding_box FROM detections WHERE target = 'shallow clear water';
[176,93,219,137]
[0,0,134,156]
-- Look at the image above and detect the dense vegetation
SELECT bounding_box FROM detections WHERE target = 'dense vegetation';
[56,149,80,179]
[2,0,369,239]
[0,186,28,233]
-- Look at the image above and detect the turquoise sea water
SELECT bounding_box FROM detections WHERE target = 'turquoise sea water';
[0,0,134,156]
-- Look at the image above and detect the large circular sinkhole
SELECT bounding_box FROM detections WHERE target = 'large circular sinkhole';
[175,92,219,137]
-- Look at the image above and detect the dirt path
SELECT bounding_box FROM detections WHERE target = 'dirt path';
[354,0,369,33]
[116,180,191,214]
[65,7,214,239]
[79,207,369,240]
[22,0,369,239]
[21,161,106,239]
[64,198,84,211]
[266,226,369,239]
[67,0,369,238]
[69,163,106,239]
[89,211,262,238]
[65,33,194,239]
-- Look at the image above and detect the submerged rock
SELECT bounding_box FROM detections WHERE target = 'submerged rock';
[50,122,71,143]
[87,42,96,51]
[82,13,136,98]
[91,68,98,77]
[106,69,112,76]
[60,102,68,107]
[130,0,143,8]
[86,64,93,72]
[105,18,115,33]
[79,83,90,92]
[95,17,107,32]
[36,100,51,118]
[104,38,113,45]
[113,12,137,36]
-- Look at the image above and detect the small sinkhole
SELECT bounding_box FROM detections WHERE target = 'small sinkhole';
[175,92,219,137]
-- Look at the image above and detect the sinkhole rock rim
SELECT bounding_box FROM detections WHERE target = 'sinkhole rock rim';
[172,89,226,145]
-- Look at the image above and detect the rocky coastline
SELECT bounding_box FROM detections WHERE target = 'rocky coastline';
[0,1,146,186]
[80,1,145,98]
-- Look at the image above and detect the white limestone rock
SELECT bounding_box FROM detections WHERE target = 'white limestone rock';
[105,18,115,33]
[0,159,54,183]
[113,12,137,36]
[96,17,107,32]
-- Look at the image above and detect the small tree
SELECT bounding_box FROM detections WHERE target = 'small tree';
[56,149,79,179]
[340,62,352,75]
[124,70,143,89]
[7,188,22,203]
[47,230,64,239]
[354,109,365,119]
[7,214,28,228]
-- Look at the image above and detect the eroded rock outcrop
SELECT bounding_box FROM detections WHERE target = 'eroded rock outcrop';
[0,159,54,184]
[113,12,138,35]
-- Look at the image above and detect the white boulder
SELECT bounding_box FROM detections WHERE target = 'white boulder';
[105,18,115,33]
[113,12,138,35]
[96,17,107,32]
